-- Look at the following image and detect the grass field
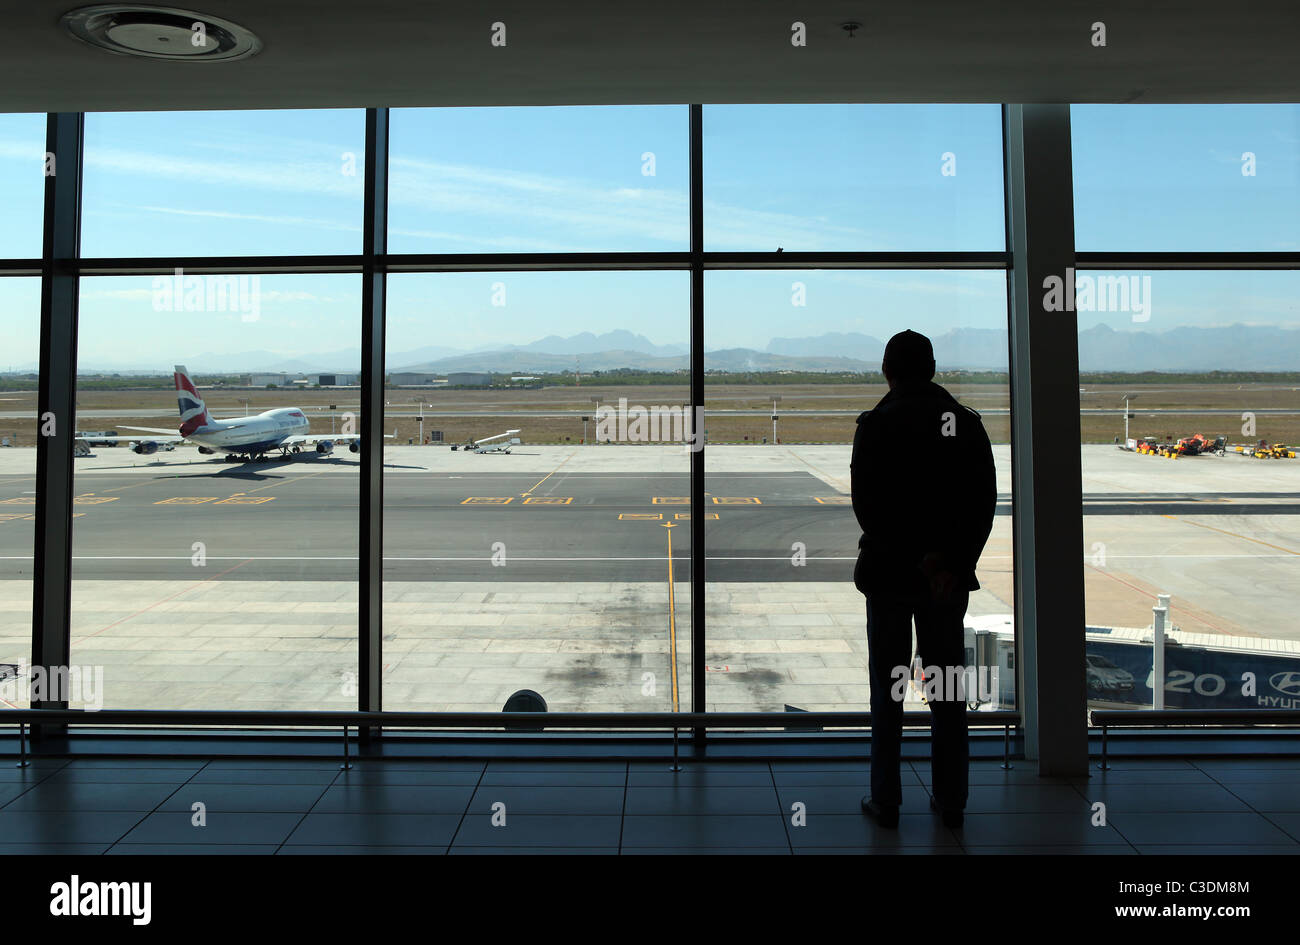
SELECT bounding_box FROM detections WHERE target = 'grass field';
[1,379,1298,448]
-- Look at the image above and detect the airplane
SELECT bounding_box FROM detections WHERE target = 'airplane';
[449,429,521,454]
[78,365,381,462]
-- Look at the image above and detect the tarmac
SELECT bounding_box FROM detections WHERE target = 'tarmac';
[0,443,1295,711]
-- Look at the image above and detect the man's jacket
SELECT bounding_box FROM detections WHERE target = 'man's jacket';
[850,380,997,596]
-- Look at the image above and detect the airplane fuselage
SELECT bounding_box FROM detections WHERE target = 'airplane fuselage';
[187,408,311,454]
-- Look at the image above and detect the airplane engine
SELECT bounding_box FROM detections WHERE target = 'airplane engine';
[349,441,360,453]
[131,441,159,456]
[197,446,215,455]
[316,440,334,455]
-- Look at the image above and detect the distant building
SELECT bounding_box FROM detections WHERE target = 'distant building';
[447,372,491,387]
[316,373,358,386]
[249,372,288,387]
[389,372,445,387]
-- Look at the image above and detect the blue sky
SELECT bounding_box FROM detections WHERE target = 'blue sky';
[0,104,1298,370]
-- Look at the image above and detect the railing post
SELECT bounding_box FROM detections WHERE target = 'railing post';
[1099,724,1110,770]
[340,724,352,770]
[17,721,29,768]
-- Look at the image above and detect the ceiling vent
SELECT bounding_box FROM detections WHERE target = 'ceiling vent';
[61,4,262,62]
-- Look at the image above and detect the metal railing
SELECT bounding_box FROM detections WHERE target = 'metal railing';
[1090,708,1300,769]
[7,708,1022,770]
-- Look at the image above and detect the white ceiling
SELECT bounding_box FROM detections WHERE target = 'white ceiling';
[1,0,1298,113]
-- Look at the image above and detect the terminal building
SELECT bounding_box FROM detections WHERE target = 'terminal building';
[0,2,1297,867]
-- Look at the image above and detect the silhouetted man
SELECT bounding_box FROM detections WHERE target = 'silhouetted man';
[851,329,996,830]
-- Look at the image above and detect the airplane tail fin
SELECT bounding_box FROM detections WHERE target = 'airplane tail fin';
[174,365,213,436]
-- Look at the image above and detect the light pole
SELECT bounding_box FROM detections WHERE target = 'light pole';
[590,396,601,444]
[771,395,781,445]
[1123,393,1137,446]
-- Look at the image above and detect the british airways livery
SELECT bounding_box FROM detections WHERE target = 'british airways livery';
[84,366,373,462]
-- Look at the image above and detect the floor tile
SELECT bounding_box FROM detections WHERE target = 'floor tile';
[0,810,146,843]
[287,812,461,846]
[314,784,477,814]
[278,845,450,854]
[158,783,330,813]
[1108,811,1296,845]
[787,813,958,849]
[448,846,614,855]
[955,812,1126,846]
[775,784,933,815]
[1135,844,1300,854]
[476,770,627,787]
[1079,784,1252,813]
[623,785,781,816]
[119,811,302,844]
[335,768,484,786]
[620,814,789,848]
[452,813,622,848]
[107,844,278,855]
[0,842,113,854]
[467,785,623,815]
[4,781,179,812]
[186,768,341,786]
[1222,782,1300,812]
[965,845,1137,854]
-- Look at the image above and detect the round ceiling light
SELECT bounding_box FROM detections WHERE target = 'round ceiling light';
[61,5,262,61]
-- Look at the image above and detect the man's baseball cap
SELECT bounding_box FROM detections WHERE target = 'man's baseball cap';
[882,329,935,381]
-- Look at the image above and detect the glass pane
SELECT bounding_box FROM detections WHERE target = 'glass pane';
[1078,269,1300,711]
[704,269,1014,716]
[384,271,690,714]
[70,273,361,710]
[704,105,1005,252]
[0,277,40,706]
[82,110,366,257]
[1072,104,1300,252]
[389,106,688,253]
[0,113,47,257]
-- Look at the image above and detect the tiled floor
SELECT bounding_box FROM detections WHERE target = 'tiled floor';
[0,755,1296,854]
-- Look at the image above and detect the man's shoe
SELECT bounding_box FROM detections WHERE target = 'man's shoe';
[861,796,900,828]
[930,795,964,829]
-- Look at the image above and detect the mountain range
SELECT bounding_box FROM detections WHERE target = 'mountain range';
[48,324,1300,375]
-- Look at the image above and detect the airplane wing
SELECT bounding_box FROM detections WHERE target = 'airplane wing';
[77,433,187,444]
[279,432,395,446]
[121,425,186,436]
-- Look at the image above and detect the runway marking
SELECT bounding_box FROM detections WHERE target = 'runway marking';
[1161,514,1300,557]
[214,495,276,505]
[813,496,852,505]
[241,470,332,495]
[72,557,256,645]
[461,497,514,505]
[0,496,36,505]
[521,452,575,497]
[73,495,119,505]
[619,513,663,520]
[155,497,219,505]
[652,496,689,505]
[674,512,719,520]
[663,521,680,713]
[712,496,761,505]
[522,496,573,505]
[0,512,33,522]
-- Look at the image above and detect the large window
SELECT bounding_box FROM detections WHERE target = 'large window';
[389,106,688,253]
[382,271,691,713]
[70,273,361,711]
[0,277,40,707]
[1073,103,1300,713]
[10,102,1037,724]
[82,110,365,257]
[702,269,1014,714]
